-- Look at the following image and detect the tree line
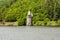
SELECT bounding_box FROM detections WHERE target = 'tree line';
[0,0,60,26]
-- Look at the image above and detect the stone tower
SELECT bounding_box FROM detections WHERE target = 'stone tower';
[26,11,32,26]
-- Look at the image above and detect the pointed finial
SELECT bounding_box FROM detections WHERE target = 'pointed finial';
[28,10,31,15]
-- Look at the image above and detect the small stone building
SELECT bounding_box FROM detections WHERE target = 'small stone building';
[26,11,32,26]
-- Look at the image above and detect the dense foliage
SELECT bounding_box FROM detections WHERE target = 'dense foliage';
[0,0,60,26]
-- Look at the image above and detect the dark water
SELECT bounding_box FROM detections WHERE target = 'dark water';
[0,27,60,40]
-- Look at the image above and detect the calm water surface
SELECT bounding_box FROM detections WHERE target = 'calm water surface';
[0,26,60,40]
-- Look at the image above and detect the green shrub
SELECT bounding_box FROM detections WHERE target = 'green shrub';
[5,15,16,22]
[57,20,60,26]
[33,21,44,26]
[44,18,50,26]
[17,18,26,26]
[47,21,57,26]
[0,16,2,21]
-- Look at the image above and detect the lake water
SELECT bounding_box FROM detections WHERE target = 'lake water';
[0,26,60,40]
